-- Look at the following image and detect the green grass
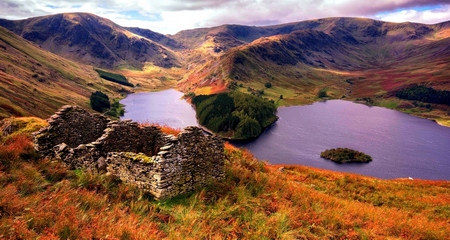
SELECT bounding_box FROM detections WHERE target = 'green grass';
[377,99,399,109]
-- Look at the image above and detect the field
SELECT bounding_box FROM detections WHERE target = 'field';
[0,117,449,239]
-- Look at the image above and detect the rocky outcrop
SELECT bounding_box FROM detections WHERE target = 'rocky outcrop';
[33,105,225,200]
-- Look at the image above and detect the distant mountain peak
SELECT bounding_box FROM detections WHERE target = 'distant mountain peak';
[0,12,181,69]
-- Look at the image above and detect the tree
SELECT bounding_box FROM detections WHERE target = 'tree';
[234,116,261,139]
[265,82,272,88]
[318,89,328,98]
[90,91,110,112]
[192,91,277,139]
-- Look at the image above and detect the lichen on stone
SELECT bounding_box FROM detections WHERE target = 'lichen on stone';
[124,152,154,163]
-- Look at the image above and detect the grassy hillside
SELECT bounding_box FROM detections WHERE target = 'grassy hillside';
[0,26,136,119]
[2,14,449,124]
[177,18,450,124]
[0,117,449,239]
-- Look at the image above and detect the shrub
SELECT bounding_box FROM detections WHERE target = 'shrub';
[265,82,272,88]
[90,91,110,112]
[318,89,328,98]
[106,99,125,118]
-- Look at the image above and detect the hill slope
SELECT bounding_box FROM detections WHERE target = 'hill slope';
[176,18,450,123]
[0,119,449,239]
[0,14,449,123]
[0,26,127,118]
[0,13,180,69]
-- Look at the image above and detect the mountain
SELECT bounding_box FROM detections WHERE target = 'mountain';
[0,13,181,69]
[0,13,449,123]
[125,27,185,50]
[177,18,450,112]
[0,25,127,118]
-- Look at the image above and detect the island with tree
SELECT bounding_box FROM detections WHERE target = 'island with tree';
[191,91,278,140]
[320,148,372,163]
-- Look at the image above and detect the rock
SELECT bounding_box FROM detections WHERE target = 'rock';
[97,157,107,173]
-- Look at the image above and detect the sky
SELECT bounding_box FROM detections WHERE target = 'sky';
[1,0,449,34]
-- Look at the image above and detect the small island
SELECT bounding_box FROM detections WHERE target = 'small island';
[320,148,372,163]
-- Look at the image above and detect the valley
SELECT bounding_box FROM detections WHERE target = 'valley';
[0,12,450,238]
[2,13,449,126]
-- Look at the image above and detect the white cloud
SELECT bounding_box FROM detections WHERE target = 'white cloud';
[0,0,449,34]
[377,5,450,24]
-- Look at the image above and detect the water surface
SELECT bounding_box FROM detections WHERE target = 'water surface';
[120,89,198,129]
[121,91,450,180]
[234,100,450,180]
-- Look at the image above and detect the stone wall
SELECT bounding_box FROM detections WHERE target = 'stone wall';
[33,105,109,157]
[33,105,225,200]
[106,126,225,199]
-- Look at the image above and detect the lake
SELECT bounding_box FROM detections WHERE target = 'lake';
[120,89,198,129]
[121,90,450,180]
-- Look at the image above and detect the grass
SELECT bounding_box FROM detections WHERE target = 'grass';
[377,99,400,109]
[139,122,182,135]
[0,26,129,119]
[0,118,449,239]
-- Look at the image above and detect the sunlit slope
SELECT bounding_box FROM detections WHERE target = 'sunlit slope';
[0,120,449,239]
[0,26,126,118]
[177,18,450,108]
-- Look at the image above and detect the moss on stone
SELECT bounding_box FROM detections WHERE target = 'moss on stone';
[124,152,154,163]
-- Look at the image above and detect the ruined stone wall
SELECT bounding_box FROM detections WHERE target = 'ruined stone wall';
[33,105,109,156]
[106,126,225,199]
[98,120,163,157]
[33,105,225,200]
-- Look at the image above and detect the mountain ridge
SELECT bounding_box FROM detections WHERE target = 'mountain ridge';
[0,13,449,124]
[0,13,181,69]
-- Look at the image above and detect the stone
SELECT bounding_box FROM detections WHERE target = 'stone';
[33,105,225,200]
[97,157,107,173]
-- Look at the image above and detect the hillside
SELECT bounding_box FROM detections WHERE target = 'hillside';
[0,26,133,119]
[0,117,449,239]
[0,13,449,123]
[176,18,450,124]
[0,13,180,69]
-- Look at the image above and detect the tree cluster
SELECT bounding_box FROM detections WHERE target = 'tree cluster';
[95,69,134,87]
[192,92,278,139]
[90,91,110,112]
[396,85,450,106]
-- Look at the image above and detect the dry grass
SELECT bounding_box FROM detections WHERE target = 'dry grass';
[139,122,183,135]
[0,118,449,239]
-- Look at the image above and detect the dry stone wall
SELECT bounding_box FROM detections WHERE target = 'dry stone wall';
[33,105,109,157]
[33,105,225,200]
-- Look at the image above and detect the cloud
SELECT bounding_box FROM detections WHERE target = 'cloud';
[377,5,450,24]
[0,0,449,34]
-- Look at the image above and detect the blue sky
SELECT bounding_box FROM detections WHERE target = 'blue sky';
[1,0,449,34]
